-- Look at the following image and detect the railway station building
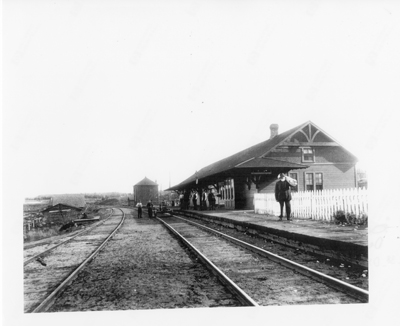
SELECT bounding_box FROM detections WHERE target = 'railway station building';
[133,177,159,205]
[168,121,358,210]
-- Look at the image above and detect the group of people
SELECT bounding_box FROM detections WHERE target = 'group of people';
[135,200,156,218]
[179,190,217,210]
[134,173,296,220]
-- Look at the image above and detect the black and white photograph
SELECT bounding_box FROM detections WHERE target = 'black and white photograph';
[2,1,400,325]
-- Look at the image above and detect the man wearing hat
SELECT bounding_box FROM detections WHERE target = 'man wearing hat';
[275,173,296,221]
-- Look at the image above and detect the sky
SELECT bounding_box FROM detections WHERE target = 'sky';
[2,1,400,325]
[3,0,400,199]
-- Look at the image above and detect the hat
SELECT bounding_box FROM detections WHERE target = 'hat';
[277,173,286,179]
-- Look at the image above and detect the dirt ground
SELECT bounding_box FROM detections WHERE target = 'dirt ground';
[49,208,241,312]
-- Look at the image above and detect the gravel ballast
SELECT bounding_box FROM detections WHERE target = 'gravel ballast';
[49,208,241,312]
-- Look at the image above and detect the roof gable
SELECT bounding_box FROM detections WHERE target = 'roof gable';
[278,121,358,160]
[284,122,336,144]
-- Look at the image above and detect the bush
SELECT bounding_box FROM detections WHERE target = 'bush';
[333,210,347,224]
[332,210,368,226]
[356,213,368,226]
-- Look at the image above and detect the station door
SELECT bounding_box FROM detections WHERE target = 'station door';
[220,179,235,209]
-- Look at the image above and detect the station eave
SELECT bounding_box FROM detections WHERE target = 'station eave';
[167,159,308,191]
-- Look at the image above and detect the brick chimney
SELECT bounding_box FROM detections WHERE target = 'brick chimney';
[270,124,279,139]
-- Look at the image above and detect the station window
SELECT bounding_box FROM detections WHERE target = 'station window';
[316,173,323,190]
[305,173,314,191]
[302,147,314,162]
[289,173,298,192]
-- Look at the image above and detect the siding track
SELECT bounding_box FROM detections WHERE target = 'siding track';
[24,209,114,265]
[158,214,368,306]
[24,208,125,313]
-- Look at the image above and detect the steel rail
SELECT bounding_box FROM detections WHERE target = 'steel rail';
[170,214,369,303]
[156,216,259,307]
[24,208,114,266]
[31,208,126,313]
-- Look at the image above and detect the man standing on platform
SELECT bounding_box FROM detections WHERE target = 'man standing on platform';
[208,190,215,210]
[202,191,208,210]
[275,173,297,221]
[192,192,198,210]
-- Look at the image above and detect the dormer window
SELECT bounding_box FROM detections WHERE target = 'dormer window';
[302,147,314,162]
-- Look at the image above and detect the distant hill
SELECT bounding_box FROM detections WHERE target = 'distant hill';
[51,194,86,208]
[28,192,130,200]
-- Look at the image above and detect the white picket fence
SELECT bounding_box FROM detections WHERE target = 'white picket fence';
[254,187,368,221]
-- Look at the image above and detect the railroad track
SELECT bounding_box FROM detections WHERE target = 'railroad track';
[24,208,126,313]
[48,208,244,312]
[157,214,369,306]
[172,210,369,290]
[24,208,114,264]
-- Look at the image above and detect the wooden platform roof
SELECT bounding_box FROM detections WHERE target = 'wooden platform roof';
[168,120,357,191]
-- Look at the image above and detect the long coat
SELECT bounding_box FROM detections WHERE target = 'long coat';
[275,180,292,202]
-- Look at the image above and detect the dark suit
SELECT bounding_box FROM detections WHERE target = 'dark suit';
[147,202,153,218]
[275,180,293,220]
[192,194,197,210]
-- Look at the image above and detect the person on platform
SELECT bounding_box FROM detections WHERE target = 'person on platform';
[192,192,198,210]
[136,201,143,218]
[202,191,208,210]
[212,192,216,209]
[183,191,190,210]
[147,200,153,218]
[208,191,215,210]
[275,173,297,221]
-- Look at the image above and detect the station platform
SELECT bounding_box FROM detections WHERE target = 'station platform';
[171,208,368,268]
